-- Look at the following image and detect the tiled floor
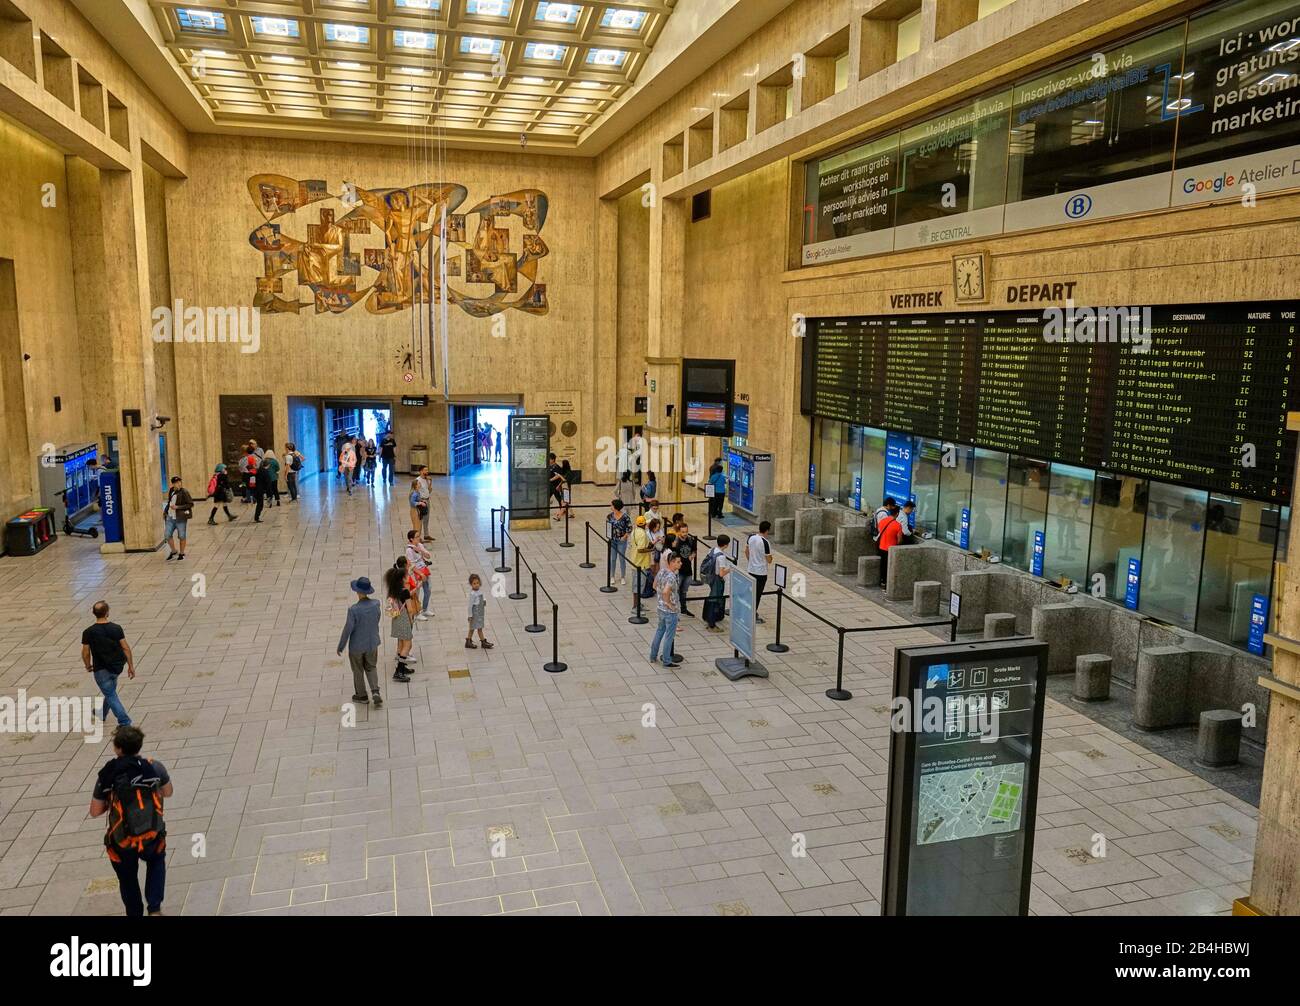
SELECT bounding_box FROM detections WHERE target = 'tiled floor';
[0,466,1256,915]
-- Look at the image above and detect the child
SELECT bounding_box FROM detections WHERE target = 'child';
[465,575,494,650]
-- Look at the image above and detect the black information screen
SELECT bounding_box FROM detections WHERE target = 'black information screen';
[883,640,1049,916]
[802,302,1298,502]
[508,415,551,521]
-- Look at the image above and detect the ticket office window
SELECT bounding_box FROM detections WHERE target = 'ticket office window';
[1088,473,1147,603]
[1003,456,1050,572]
[840,424,865,508]
[911,438,942,539]
[815,418,843,499]
[937,445,974,546]
[859,427,887,511]
[969,448,1009,556]
[1197,496,1279,646]
[1139,482,1206,629]
[1044,463,1093,587]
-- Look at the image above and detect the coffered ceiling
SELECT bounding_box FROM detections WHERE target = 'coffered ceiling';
[143,0,677,147]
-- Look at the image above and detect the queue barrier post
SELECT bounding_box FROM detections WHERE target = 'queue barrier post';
[704,500,715,542]
[494,512,510,573]
[765,588,790,654]
[543,604,567,673]
[689,538,704,587]
[525,572,545,632]
[486,507,501,554]
[560,505,574,548]
[601,537,618,593]
[826,627,851,701]
[580,521,596,569]
[629,566,648,625]
[509,541,527,600]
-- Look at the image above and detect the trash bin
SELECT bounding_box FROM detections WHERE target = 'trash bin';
[4,508,57,556]
[409,445,429,472]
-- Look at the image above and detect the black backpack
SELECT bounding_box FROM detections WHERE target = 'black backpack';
[290,453,302,472]
[104,758,166,855]
[700,550,719,583]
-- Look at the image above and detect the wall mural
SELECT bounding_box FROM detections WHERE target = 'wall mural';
[247,175,550,319]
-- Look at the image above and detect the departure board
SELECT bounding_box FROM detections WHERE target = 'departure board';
[803,302,1298,503]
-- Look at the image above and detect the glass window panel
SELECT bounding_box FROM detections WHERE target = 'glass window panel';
[969,448,1008,557]
[1044,463,1093,586]
[1139,481,1206,628]
[937,445,974,546]
[895,91,1010,228]
[1088,472,1147,602]
[911,438,941,538]
[840,425,865,508]
[817,419,843,501]
[861,427,888,514]
[1003,456,1050,572]
[804,132,899,248]
[1278,506,1291,564]
[1197,497,1277,645]
[1007,25,1184,203]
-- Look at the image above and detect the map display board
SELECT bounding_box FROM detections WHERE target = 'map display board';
[802,302,1298,503]
[883,639,1048,916]
[508,415,551,521]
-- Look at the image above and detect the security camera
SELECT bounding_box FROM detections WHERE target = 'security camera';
[520,132,528,149]
[150,415,172,430]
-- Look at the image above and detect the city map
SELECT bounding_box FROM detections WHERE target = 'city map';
[917,763,1025,845]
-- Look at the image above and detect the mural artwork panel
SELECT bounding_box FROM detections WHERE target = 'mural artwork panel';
[247,174,550,320]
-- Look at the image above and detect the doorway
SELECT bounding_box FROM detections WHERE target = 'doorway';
[449,404,518,476]
[324,400,392,480]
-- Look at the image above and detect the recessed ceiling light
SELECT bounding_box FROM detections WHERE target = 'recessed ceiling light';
[396,66,425,74]
[268,55,298,64]
[333,61,364,69]
[467,0,512,17]
[519,76,546,85]
[536,2,581,25]
[394,30,436,49]
[324,23,369,44]
[200,48,226,56]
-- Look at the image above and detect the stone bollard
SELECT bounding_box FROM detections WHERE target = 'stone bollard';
[1196,710,1243,768]
[811,534,835,565]
[857,554,881,586]
[1073,653,1112,702]
[983,612,1017,639]
[773,517,795,545]
[1134,646,1190,730]
[913,580,941,616]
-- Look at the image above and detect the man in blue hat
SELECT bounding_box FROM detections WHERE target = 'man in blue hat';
[337,576,382,707]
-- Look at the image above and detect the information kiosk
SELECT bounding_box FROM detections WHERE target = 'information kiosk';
[508,415,551,530]
[883,638,1048,915]
[715,570,768,681]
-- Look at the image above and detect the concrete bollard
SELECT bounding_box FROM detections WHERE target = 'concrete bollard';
[1196,709,1243,768]
[857,554,881,586]
[1073,653,1112,702]
[913,580,941,616]
[983,612,1017,639]
[773,517,795,545]
[811,534,835,564]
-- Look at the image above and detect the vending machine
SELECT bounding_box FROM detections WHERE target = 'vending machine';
[726,446,774,519]
[37,443,100,533]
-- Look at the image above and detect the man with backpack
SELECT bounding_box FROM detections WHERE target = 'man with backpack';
[284,442,305,502]
[89,725,172,917]
[702,534,731,631]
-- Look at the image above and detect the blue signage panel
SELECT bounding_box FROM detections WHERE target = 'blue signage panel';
[959,508,970,549]
[733,403,749,438]
[728,570,757,661]
[884,432,913,506]
[853,475,862,511]
[1248,593,1268,656]
[1031,530,1044,577]
[809,463,816,494]
[99,469,124,544]
[1125,557,1141,609]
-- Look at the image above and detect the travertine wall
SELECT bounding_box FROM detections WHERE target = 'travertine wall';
[165,134,600,482]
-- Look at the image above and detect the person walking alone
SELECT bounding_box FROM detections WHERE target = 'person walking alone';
[284,443,304,502]
[262,449,282,507]
[494,429,502,462]
[206,464,238,524]
[380,429,397,486]
[339,439,357,495]
[253,457,271,523]
[164,475,193,561]
[337,576,382,707]
[82,600,135,727]
[364,437,377,487]
[89,725,172,917]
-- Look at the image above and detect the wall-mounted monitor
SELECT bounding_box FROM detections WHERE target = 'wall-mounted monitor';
[681,358,735,436]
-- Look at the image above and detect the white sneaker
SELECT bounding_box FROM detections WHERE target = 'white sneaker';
[620,578,627,586]
[417,612,431,621]
[399,654,418,664]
